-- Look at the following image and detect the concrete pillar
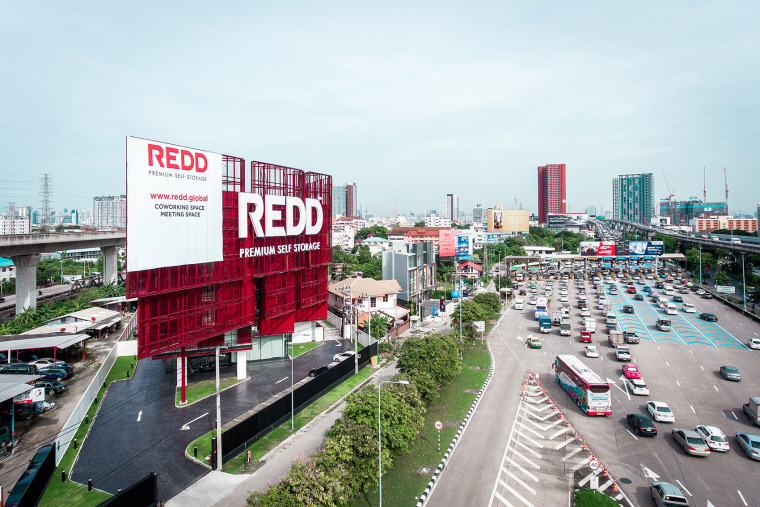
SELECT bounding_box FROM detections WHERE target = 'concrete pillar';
[11,254,40,315]
[101,246,119,284]
[176,356,187,388]
[236,352,247,380]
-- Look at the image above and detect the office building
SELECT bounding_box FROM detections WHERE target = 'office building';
[472,204,484,225]
[612,173,654,224]
[424,213,452,228]
[94,195,127,229]
[537,164,566,223]
[445,194,459,222]
[382,241,436,306]
[659,199,727,226]
[332,182,358,218]
[585,206,597,216]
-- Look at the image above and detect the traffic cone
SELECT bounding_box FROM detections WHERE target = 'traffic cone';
[582,441,588,450]
[565,422,571,429]
[612,481,619,493]
[574,430,579,440]
[603,467,609,477]
[591,452,596,461]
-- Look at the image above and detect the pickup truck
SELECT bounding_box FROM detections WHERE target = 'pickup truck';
[615,345,631,362]
[744,397,760,426]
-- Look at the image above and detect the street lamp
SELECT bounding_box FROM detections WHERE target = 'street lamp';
[378,380,409,507]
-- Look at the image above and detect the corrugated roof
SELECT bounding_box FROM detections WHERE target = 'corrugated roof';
[328,277,402,297]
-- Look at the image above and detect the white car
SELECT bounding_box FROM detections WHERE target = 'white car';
[580,309,591,318]
[559,295,568,303]
[748,338,760,350]
[28,358,68,368]
[627,378,649,395]
[682,303,697,313]
[695,425,729,452]
[647,401,675,423]
[332,351,356,362]
[585,345,599,358]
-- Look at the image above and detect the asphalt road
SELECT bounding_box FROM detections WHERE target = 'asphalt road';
[429,271,760,507]
[71,338,352,501]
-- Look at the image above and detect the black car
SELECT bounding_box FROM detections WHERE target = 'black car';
[623,331,640,344]
[700,313,718,322]
[33,380,68,395]
[633,294,644,301]
[672,295,683,302]
[627,413,657,436]
[308,364,333,377]
[701,293,714,299]
[519,289,527,296]
[622,305,635,314]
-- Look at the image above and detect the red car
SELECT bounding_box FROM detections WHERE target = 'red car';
[627,286,637,294]
[622,364,641,379]
[580,331,592,343]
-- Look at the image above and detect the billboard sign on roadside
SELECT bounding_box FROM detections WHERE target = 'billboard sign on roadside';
[439,230,456,257]
[455,232,472,257]
[628,241,664,256]
[579,242,615,256]
[716,285,735,294]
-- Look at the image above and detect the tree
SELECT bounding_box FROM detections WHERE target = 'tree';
[362,313,390,340]
[397,333,462,387]
[472,293,501,314]
[714,271,730,286]
[414,221,425,227]
[651,233,676,254]
[354,225,388,241]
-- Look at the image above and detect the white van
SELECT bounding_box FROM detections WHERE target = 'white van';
[605,311,617,325]
[665,303,678,315]
[514,299,524,310]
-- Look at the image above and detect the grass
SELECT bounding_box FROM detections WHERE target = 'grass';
[175,377,246,406]
[574,488,620,506]
[39,356,137,507]
[291,342,322,357]
[186,358,385,474]
[351,343,491,507]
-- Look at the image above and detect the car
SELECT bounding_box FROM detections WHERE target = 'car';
[519,289,527,296]
[700,313,718,322]
[736,432,760,460]
[622,364,641,379]
[622,305,634,314]
[332,351,356,363]
[308,364,333,377]
[559,295,568,303]
[682,303,697,313]
[528,297,537,305]
[643,286,652,292]
[627,378,649,395]
[28,358,69,369]
[615,345,631,362]
[580,309,590,318]
[672,295,683,303]
[719,365,741,381]
[33,380,68,395]
[584,345,599,358]
[579,331,592,343]
[633,294,644,301]
[701,292,714,299]
[695,425,729,452]
[695,288,706,295]
[749,338,760,349]
[672,428,711,456]
[679,287,690,294]
[627,286,637,294]
[39,367,73,381]
[627,413,657,436]
[623,331,640,344]
[647,401,675,423]
[34,401,56,414]
[527,336,542,349]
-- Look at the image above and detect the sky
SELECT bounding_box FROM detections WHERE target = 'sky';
[1,1,759,219]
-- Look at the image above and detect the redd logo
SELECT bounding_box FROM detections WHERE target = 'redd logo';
[148,143,207,172]
[238,193,323,238]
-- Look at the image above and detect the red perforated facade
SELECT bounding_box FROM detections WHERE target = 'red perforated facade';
[126,155,331,359]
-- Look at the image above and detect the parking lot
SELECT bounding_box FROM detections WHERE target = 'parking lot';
[513,267,760,506]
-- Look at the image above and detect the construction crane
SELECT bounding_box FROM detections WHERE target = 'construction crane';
[724,167,729,213]
[660,168,675,224]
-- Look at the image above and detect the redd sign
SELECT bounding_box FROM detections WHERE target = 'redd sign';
[148,143,208,172]
[238,193,324,239]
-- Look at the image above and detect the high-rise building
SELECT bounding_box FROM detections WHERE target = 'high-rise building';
[585,206,597,216]
[537,164,566,223]
[472,204,484,225]
[332,184,347,217]
[346,182,358,217]
[445,193,459,222]
[612,173,654,224]
[659,198,727,226]
[94,195,126,228]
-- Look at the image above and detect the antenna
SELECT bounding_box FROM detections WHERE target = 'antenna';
[39,173,51,232]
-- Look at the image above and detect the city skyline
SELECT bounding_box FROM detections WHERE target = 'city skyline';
[2,2,759,218]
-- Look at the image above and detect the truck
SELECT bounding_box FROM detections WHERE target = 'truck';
[584,319,596,333]
[551,311,563,326]
[560,318,571,336]
[539,315,552,333]
[744,397,760,426]
[608,330,624,347]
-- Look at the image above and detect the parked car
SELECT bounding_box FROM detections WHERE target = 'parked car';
[0,426,11,448]
[308,364,333,377]
[332,351,356,363]
[700,313,718,322]
[672,428,710,457]
[627,413,657,436]
[33,401,56,414]
[749,338,760,350]
[33,380,67,395]
[719,365,741,381]
[622,364,641,379]
[735,432,760,460]
[695,425,729,452]
[0,364,39,375]
[627,378,649,395]
[584,345,599,358]
[28,358,68,369]
[647,401,675,423]
[39,367,73,381]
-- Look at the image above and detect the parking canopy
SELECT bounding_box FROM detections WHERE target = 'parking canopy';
[0,334,90,354]
[0,375,41,403]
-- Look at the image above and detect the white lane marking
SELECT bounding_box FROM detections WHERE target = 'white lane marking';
[563,447,583,462]
[180,412,210,430]
[498,480,535,507]
[510,448,541,469]
[690,405,696,413]
[137,410,142,422]
[700,365,704,370]
[714,385,719,392]
[657,345,661,351]
[275,376,289,384]
[665,361,669,367]
[626,429,639,440]
[754,332,759,337]
[507,468,538,492]
[515,439,542,457]
[493,490,515,507]
[548,427,568,440]
[732,411,738,420]
[676,480,692,496]
[573,456,591,471]
[738,490,748,506]
[504,459,539,483]
[516,422,544,439]
[676,380,680,387]
[489,397,526,507]
[689,349,694,354]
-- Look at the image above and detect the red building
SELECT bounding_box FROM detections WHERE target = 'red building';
[538,164,566,224]
[125,138,331,365]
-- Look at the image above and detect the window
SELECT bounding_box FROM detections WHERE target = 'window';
[383,295,388,303]
[370,297,377,308]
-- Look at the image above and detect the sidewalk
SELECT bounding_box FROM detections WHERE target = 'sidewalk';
[167,360,400,507]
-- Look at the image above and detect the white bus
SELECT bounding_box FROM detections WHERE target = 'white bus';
[554,355,611,416]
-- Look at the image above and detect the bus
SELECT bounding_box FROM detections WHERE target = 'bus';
[554,355,611,415]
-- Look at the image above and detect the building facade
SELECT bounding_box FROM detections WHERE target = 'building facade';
[94,195,127,229]
[382,241,436,305]
[0,214,31,235]
[445,193,459,222]
[0,258,15,283]
[612,173,654,224]
[331,223,355,251]
[693,217,757,233]
[537,164,566,223]
[424,213,452,228]
[472,204,484,225]
[659,199,727,226]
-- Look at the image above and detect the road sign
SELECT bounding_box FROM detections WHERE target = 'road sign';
[434,420,443,430]
[590,475,599,490]
[589,459,600,470]
[474,321,485,332]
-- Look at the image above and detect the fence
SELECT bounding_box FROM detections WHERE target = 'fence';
[222,341,378,463]
[326,310,343,329]
[4,444,56,507]
[117,311,137,341]
[95,472,157,507]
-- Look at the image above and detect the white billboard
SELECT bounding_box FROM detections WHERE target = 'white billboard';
[126,137,223,272]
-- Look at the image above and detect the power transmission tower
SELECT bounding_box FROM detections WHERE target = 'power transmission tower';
[40,174,51,232]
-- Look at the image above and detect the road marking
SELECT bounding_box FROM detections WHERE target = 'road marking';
[676,480,691,496]
[554,438,573,450]
[498,480,535,507]
[641,464,660,480]
[506,466,538,489]
[181,412,210,430]
[737,490,748,506]
[137,410,142,422]
[562,447,583,462]
[690,405,696,413]
[665,360,670,367]
[493,490,515,507]
[732,411,738,420]
[626,430,639,440]
[676,380,680,387]
[689,349,694,354]
[275,376,289,384]
[514,439,542,457]
[700,365,704,370]
[510,448,541,469]
[714,385,719,392]
[573,456,591,471]
[657,345,661,351]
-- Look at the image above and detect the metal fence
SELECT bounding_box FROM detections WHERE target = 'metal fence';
[4,444,55,507]
[222,341,378,463]
[95,472,158,507]
[326,310,343,329]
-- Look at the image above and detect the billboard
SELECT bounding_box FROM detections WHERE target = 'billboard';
[579,242,615,256]
[126,137,223,272]
[628,241,664,256]
[439,230,456,257]
[14,387,44,404]
[455,232,472,257]
[716,285,735,294]
[489,209,504,232]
